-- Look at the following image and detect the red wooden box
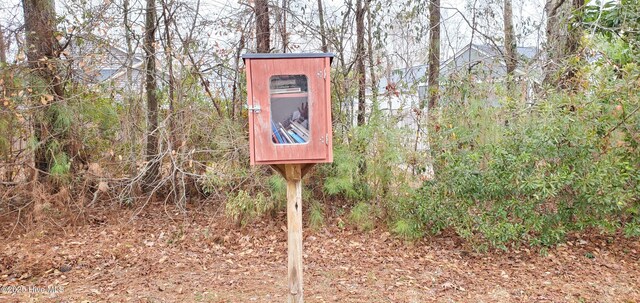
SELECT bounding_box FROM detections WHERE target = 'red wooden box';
[243,53,334,165]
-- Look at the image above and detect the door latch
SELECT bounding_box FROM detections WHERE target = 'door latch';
[247,104,261,113]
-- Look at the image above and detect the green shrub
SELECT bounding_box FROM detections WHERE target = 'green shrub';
[392,218,422,240]
[308,200,325,230]
[322,145,363,200]
[349,202,375,231]
[393,57,639,249]
[50,150,71,184]
[267,174,287,210]
[320,111,416,210]
[225,190,275,226]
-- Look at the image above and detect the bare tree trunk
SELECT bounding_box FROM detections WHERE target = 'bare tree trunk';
[504,0,517,89]
[142,0,160,189]
[281,0,288,52]
[255,0,270,53]
[162,0,177,148]
[22,0,63,179]
[543,0,585,89]
[355,0,366,126]
[0,25,6,64]
[317,0,328,52]
[22,0,58,76]
[366,0,378,112]
[427,0,440,110]
[467,0,478,78]
[420,0,441,181]
[122,0,138,175]
[123,0,133,83]
[232,33,245,120]
[355,0,369,178]
[162,0,186,205]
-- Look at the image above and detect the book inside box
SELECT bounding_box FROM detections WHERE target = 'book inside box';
[270,75,310,144]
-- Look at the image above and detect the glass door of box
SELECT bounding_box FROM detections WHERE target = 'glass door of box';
[249,58,328,162]
[270,75,310,145]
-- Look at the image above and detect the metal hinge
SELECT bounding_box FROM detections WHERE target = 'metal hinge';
[320,133,329,145]
[247,104,261,113]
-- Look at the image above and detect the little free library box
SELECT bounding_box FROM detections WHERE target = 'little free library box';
[243,53,335,302]
[242,53,334,165]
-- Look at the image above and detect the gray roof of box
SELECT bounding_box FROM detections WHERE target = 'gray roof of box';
[242,53,334,64]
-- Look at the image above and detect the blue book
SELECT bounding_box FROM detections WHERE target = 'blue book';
[272,121,284,143]
[288,131,305,143]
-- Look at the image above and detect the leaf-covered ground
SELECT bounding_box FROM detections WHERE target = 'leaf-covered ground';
[1,204,639,303]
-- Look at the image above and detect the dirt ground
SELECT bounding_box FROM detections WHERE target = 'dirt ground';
[1,203,639,303]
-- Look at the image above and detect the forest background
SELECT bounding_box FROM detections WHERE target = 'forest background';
[0,0,639,252]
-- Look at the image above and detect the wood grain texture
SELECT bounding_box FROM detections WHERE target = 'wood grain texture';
[246,61,256,165]
[301,163,316,178]
[285,164,304,303]
[270,164,286,178]
[286,164,302,181]
[324,57,333,162]
[271,163,315,179]
[256,158,329,165]
[247,57,330,164]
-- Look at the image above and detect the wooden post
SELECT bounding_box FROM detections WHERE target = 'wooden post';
[285,164,303,303]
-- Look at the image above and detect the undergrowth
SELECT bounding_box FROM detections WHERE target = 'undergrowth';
[393,58,640,249]
[2,26,638,253]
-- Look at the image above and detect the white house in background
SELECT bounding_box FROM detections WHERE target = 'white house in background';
[68,34,238,103]
[442,43,541,82]
[440,43,541,105]
[348,43,541,160]
[68,34,146,89]
[354,43,542,124]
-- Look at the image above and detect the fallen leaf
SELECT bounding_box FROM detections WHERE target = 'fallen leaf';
[98,181,109,192]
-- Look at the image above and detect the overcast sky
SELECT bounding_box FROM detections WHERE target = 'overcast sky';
[0,0,548,65]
